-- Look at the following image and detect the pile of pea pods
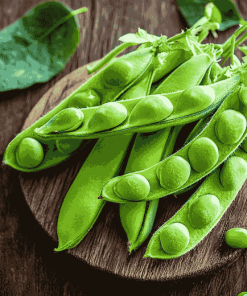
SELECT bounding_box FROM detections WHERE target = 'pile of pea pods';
[4,5,247,259]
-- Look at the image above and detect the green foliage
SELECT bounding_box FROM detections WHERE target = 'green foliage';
[0,1,87,91]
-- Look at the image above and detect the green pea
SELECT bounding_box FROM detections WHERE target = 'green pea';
[113,174,150,201]
[241,137,247,153]
[220,156,247,191]
[188,194,220,229]
[188,137,219,173]
[56,139,83,154]
[156,156,191,190]
[215,109,246,145]
[35,108,84,135]
[68,89,101,108]
[88,102,127,132]
[103,60,135,87]
[128,95,173,126]
[160,223,190,254]
[176,85,215,116]
[225,228,247,248]
[237,292,247,296]
[16,137,44,168]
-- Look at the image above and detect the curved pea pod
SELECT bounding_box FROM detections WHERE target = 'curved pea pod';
[153,54,213,94]
[55,134,133,252]
[144,149,247,259]
[101,84,247,203]
[152,49,192,83]
[3,47,155,173]
[119,127,181,251]
[34,75,241,141]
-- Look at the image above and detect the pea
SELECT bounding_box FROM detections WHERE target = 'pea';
[103,60,135,87]
[156,156,191,190]
[88,102,128,132]
[35,108,84,135]
[16,137,44,168]
[113,174,150,201]
[68,89,101,108]
[188,194,220,229]
[215,109,246,145]
[176,85,215,117]
[128,95,173,126]
[160,223,190,254]
[220,156,247,191]
[237,292,247,296]
[188,137,219,173]
[225,228,247,248]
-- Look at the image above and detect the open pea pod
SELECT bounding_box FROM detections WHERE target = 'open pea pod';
[120,126,182,252]
[100,83,247,203]
[3,47,155,172]
[34,74,240,141]
[144,148,247,259]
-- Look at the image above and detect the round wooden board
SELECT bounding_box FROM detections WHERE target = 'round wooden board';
[19,62,247,282]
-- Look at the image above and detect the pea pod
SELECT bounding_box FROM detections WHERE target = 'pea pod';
[101,84,247,203]
[120,126,182,252]
[55,134,134,252]
[144,148,247,259]
[34,75,240,141]
[4,47,155,172]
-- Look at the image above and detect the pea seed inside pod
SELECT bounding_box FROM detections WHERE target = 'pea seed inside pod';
[16,137,44,168]
[35,108,84,135]
[188,137,219,173]
[128,95,173,126]
[220,156,247,191]
[88,102,128,132]
[103,60,135,87]
[156,156,191,190]
[176,85,215,116]
[225,228,247,248]
[113,174,150,201]
[188,194,220,229]
[160,223,190,254]
[68,89,101,108]
[215,109,246,145]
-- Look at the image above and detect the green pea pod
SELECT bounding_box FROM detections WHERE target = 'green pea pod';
[55,55,156,251]
[120,127,178,252]
[4,47,155,172]
[54,134,133,252]
[152,54,213,94]
[144,148,247,259]
[101,84,247,203]
[34,75,240,140]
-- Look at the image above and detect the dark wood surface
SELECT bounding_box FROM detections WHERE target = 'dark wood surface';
[2,0,247,295]
[19,62,247,282]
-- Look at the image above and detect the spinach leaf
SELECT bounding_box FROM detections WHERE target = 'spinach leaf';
[0,1,87,92]
[176,0,245,31]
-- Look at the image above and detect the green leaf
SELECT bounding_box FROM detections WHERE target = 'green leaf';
[176,0,244,31]
[119,28,160,44]
[0,1,87,92]
[204,3,222,24]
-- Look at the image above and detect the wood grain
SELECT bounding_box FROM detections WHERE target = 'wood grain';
[19,62,247,282]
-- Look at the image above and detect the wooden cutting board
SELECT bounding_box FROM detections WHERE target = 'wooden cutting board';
[19,62,247,282]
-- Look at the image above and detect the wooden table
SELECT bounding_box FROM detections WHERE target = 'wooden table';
[1,0,247,295]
